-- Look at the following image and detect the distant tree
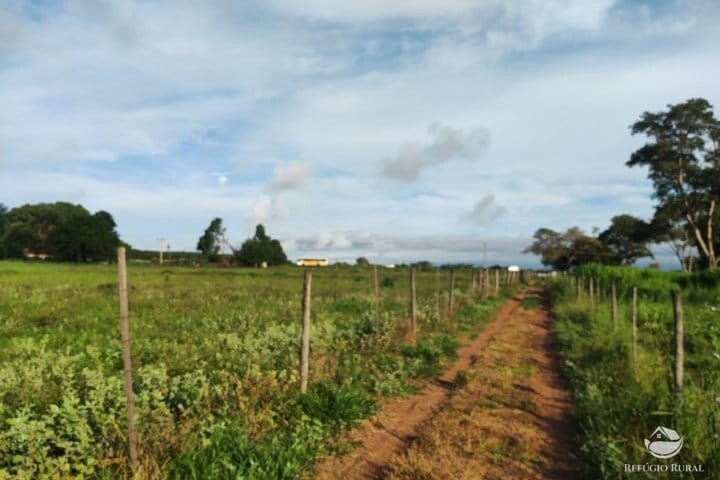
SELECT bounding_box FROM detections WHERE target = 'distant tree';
[411,260,433,271]
[2,202,120,261]
[0,203,8,257]
[0,203,7,234]
[598,214,654,265]
[236,224,287,266]
[3,223,36,258]
[524,226,614,271]
[196,217,225,262]
[627,98,720,268]
[356,256,370,267]
[48,209,120,262]
[649,201,697,272]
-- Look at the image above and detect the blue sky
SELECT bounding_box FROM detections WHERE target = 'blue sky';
[1,0,719,267]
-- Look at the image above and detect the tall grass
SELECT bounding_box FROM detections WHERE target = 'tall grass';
[548,276,720,479]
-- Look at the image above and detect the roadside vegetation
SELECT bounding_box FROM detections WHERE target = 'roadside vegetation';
[549,264,720,478]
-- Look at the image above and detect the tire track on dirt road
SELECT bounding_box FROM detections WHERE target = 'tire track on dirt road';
[312,289,582,480]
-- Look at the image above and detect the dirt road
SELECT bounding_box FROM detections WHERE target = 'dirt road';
[312,289,582,480]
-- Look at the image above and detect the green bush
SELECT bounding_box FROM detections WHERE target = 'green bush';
[295,382,375,430]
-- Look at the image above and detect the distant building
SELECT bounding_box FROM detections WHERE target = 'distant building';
[297,258,329,267]
[507,265,520,272]
[23,249,52,260]
[385,264,396,269]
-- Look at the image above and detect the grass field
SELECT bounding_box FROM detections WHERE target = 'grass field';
[0,261,510,479]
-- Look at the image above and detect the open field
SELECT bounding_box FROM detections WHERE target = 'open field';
[0,261,511,479]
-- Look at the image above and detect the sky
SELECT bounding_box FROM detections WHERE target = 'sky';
[1,0,719,267]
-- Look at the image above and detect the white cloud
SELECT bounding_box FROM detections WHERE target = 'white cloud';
[381,123,491,181]
[267,0,480,22]
[463,195,507,225]
[269,161,311,191]
[250,195,279,224]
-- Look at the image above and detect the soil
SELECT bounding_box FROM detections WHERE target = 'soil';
[311,288,582,480]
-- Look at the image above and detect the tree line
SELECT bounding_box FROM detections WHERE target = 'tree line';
[527,98,720,272]
[0,202,121,262]
[196,218,288,266]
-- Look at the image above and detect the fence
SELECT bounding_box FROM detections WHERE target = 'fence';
[110,258,516,471]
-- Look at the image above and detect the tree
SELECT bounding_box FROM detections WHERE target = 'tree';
[0,203,8,258]
[48,210,120,262]
[1,202,120,261]
[627,98,720,268]
[0,203,7,235]
[598,214,654,265]
[356,256,370,266]
[650,201,697,272]
[411,260,433,271]
[236,224,287,266]
[196,217,225,261]
[524,226,614,271]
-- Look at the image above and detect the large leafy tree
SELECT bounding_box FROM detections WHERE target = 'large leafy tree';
[1,202,120,261]
[196,217,226,262]
[236,224,287,266]
[650,201,697,272]
[627,98,720,268]
[524,227,614,271]
[0,203,7,234]
[48,210,120,262]
[598,214,654,265]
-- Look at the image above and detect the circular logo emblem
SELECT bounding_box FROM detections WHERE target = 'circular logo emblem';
[644,426,683,459]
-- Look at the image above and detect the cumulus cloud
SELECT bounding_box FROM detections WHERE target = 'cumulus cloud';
[269,161,310,192]
[268,0,616,31]
[249,160,310,223]
[463,195,507,225]
[381,123,491,181]
[267,0,479,22]
[250,195,281,223]
[292,230,523,253]
[287,230,538,264]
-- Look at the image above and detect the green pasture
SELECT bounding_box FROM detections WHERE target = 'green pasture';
[0,261,509,479]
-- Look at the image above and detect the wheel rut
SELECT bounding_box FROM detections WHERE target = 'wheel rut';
[312,291,582,479]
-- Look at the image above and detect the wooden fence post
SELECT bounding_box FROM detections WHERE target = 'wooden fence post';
[671,290,684,394]
[448,268,456,316]
[576,276,581,301]
[435,267,441,321]
[117,247,139,474]
[632,287,638,369]
[471,269,477,293]
[373,265,381,327]
[589,277,594,307]
[481,269,489,299]
[300,269,312,394]
[410,267,417,340]
[611,280,618,330]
